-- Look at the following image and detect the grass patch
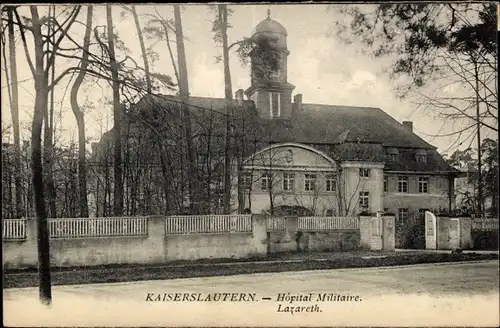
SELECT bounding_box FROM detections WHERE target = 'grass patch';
[2,251,388,274]
[3,252,497,289]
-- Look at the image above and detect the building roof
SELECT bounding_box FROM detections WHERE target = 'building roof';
[98,94,459,174]
[383,147,460,174]
[252,12,288,36]
[131,96,433,148]
[263,103,435,149]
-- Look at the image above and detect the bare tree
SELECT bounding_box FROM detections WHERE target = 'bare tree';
[11,4,81,306]
[105,5,124,216]
[42,5,57,219]
[173,5,198,213]
[216,4,233,214]
[69,5,93,217]
[2,7,23,218]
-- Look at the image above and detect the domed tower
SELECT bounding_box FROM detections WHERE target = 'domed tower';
[244,10,295,120]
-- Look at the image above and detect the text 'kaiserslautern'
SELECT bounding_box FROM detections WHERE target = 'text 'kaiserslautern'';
[145,293,257,302]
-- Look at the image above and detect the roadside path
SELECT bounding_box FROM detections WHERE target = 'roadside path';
[4,261,499,327]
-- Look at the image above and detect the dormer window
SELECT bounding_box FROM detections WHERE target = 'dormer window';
[270,92,281,117]
[387,148,399,162]
[416,150,428,164]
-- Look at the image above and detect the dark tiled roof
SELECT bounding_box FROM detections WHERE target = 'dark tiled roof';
[98,94,459,174]
[332,143,386,163]
[134,94,257,118]
[261,103,435,149]
[384,148,461,174]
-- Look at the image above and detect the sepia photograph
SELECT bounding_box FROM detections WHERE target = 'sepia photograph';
[1,3,499,327]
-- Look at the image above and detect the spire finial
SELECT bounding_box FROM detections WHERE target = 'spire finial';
[267,9,271,19]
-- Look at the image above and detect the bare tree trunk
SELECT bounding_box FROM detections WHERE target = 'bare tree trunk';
[158,144,171,214]
[42,101,56,218]
[29,5,52,306]
[174,5,198,214]
[219,4,233,214]
[106,5,124,216]
[268,186,274,215]
[206,117,213,213]
[131,5,152,93]
[473,59,483,218]
[70,5,93,218]
[236,115,246,213]
[124,123,131,215]
[6,8,23,218]
[42,5,57,219]
[104,154,110,217]
[163,20,179,85]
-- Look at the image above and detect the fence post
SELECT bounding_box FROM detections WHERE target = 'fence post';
[148,215,167,264]
[284,216,299,252]
[251,214,268,258]
[26,218,38,265]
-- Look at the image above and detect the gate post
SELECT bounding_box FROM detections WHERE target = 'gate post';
[359,216,371,249]
[459,217,472,249]
[425,211,437,250]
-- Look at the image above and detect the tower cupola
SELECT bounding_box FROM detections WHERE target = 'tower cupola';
[245,9,295,120]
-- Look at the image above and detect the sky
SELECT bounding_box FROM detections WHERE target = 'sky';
[1,4,496,155]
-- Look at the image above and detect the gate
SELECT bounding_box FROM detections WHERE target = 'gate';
[448,219,460,249]
[370,217,383,250]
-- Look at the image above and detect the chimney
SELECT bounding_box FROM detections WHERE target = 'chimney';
[235,89,244,105]
[293,94,303,116]
[402,121,413,133]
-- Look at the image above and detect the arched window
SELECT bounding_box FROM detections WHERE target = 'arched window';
[416,150,428,164]
[387,148,399,162]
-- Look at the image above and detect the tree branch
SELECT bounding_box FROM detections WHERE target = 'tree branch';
[13,9,35,76]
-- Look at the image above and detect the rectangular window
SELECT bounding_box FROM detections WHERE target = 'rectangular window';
[418,177,429,193]
[326,174,337,192]
[384,208,389,213]
[359,191,369,209]
[384,176,388,192]
[359,168,370,178]
[304,174,316,191]
[398,208,409,220]
[283,172,295,191]
[398,176,408,193]
[261,173,271,191]
[269,92,281,118]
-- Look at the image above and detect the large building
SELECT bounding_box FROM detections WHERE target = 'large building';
[95,12,462,218]
[233,13,462,217]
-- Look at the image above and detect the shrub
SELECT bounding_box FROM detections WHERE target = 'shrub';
[397,214,425,249]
